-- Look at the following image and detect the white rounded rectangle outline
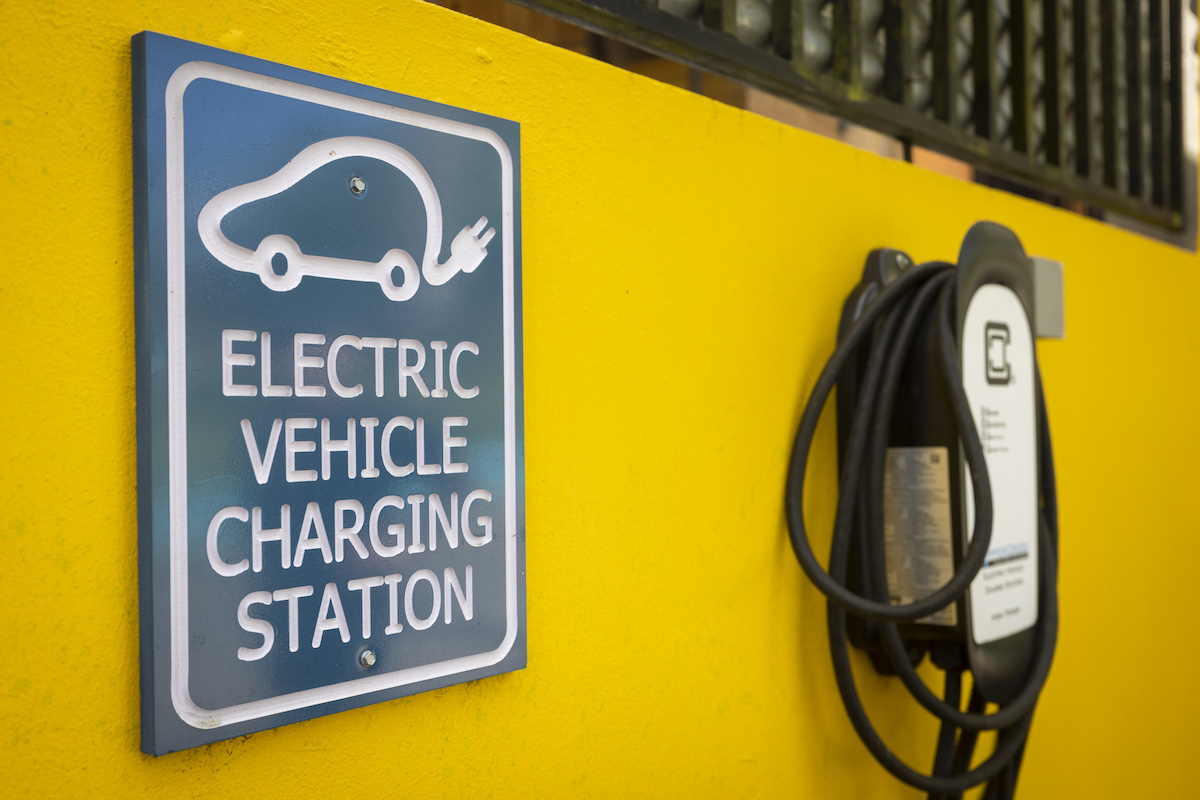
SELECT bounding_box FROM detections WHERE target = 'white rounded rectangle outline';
[165,61,519,729]
[960,284,1038,646]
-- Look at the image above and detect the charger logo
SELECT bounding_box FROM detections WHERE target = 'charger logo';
[985,322,1011,385]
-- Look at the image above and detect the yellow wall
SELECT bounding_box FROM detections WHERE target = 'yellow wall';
[3,1,1198,796]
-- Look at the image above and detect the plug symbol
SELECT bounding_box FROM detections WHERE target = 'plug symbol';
[425,217,496,286]
[985,322,1011,385]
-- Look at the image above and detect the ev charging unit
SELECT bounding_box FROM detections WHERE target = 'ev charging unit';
[786,222,1059,798]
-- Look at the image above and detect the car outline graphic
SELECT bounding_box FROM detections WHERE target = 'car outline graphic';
[197,135,495,301]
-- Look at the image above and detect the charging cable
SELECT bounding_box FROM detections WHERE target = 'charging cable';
[784,259,1058,798]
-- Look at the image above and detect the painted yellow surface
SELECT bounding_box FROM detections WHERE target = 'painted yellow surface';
[2,0,1198,797]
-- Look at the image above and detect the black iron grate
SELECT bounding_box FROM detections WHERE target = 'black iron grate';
[513,0,1190,231]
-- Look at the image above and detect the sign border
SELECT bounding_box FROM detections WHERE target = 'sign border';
[166,61,519,728]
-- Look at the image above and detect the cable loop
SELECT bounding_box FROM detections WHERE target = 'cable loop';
[784,260,1060,792]
[785,262,993,622]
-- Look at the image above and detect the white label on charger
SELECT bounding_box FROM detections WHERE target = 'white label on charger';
[883,447,957,627]
[962,284,1038,645]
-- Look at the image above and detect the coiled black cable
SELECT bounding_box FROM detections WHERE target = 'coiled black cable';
[784,260,1059,796]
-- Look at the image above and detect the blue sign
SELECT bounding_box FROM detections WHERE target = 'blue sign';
[133,32,525,755]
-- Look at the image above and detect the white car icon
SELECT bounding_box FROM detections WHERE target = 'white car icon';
[198,136,495,301]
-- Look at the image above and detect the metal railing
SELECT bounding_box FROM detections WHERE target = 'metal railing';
[514,0,1191,231]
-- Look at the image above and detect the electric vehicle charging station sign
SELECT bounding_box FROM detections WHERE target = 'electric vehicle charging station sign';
[133,33,525,755]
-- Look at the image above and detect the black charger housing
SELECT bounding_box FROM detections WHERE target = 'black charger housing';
[835,223,1038,703]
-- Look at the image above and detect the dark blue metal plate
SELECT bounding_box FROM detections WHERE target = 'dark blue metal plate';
[133,32,524,755]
